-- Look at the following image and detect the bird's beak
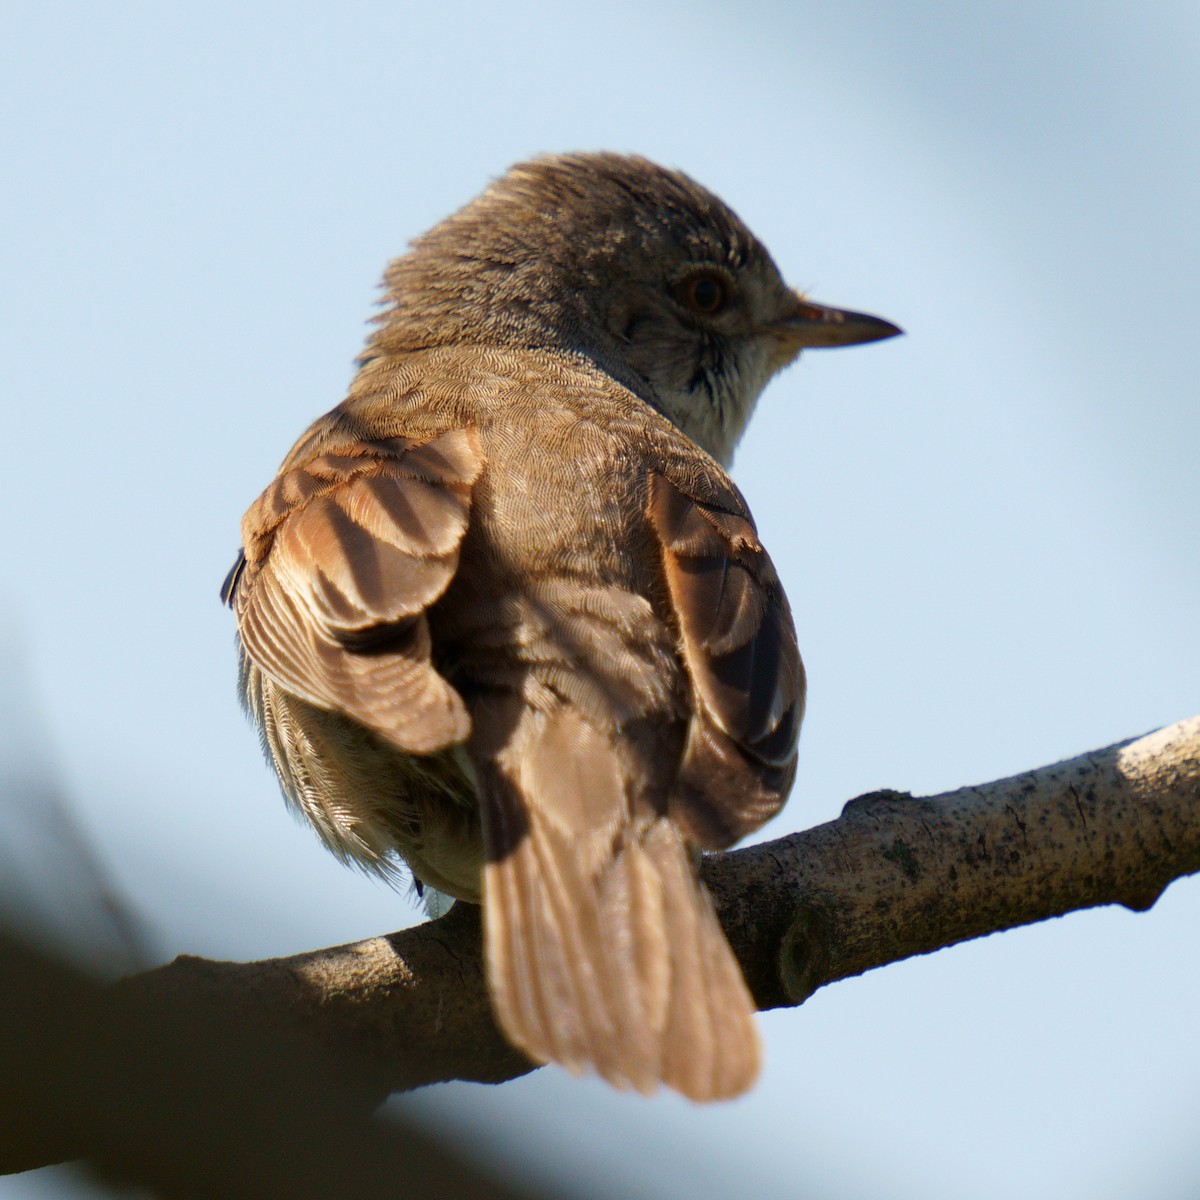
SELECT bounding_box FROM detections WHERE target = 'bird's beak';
[770,292,902,363]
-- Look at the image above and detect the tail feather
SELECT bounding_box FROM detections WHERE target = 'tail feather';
[478,704,760,1100]
[650,823,760,1099]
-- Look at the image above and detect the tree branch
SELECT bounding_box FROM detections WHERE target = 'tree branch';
[706,715,1200,1008]
[122,717,1200,1090]
[7,718,1198,1178]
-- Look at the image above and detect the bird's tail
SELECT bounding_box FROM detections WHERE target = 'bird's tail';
[476,702,760,1101]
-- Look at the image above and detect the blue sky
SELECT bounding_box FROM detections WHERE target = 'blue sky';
[3,3,1198,1197]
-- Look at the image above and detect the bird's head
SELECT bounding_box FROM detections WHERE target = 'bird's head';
[369,152,900,464]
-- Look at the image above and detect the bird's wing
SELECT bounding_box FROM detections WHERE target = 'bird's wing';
[648,472,804,848]
[223,427,484,754]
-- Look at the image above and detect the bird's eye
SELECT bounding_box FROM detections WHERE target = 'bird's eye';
[677,271,730,316]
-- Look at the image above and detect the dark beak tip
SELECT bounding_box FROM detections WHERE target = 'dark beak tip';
[867,317,904,343]
[828,310,904,348]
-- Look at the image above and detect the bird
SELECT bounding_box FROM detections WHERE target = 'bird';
[221,152,899,1101]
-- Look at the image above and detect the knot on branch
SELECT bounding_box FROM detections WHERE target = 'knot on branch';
[778,905,833,1005]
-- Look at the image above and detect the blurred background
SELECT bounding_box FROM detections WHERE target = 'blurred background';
[2,1,1198,1196]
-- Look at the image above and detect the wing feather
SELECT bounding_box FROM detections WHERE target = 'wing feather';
[226,427,484,754]
[649,473,804,848]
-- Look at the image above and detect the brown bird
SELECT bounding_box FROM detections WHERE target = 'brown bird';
[222,153,899,1101]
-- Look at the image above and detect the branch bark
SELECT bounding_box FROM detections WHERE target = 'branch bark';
[6,717,1198,1179]
[121,716,1200,1090]
[0,932,544,1197]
